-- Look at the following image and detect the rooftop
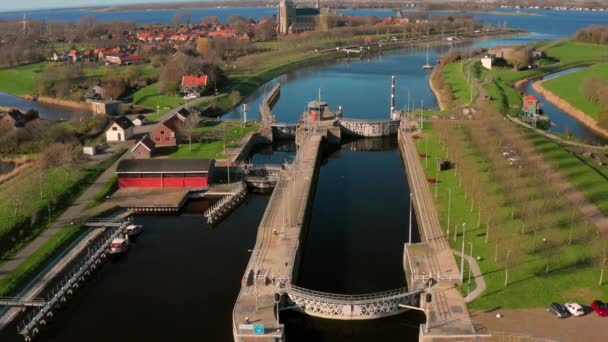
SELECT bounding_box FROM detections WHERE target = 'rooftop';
[116,159,214,174]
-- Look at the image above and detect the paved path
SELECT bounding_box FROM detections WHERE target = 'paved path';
[0,143,132,282]
[453,250,486,303]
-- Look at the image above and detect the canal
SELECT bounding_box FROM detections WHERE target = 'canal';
[0,92,88,121]
[3,9,607,340]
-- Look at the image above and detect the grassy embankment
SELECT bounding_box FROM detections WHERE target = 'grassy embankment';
[483,41,608,114]
[157,121,261,159]
[0,225,81,296]
[0,61,159,96]
[0,148,126,261]
[417,122,608,309]
[442,62,479,106]
[542,63,608,120]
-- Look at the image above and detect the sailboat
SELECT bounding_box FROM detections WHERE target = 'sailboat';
[422,46,433,70]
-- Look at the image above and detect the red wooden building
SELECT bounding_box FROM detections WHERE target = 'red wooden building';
[116,159,214,189]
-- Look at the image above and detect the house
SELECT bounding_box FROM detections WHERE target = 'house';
[51,52,68,62]
[91,100,122,116]
[105,116,134,142]
[106,54,142,65]
[150,116,179,147]
[132,114,146,126]
[181,74,208,94]
[481,55,495,70]
[0,111,26,129]
[116,159,215,189]
[530,49,545,59]
[131,135,156,159]
[175,108,191,123]
[68,49,79,63]
[523,95,540,115]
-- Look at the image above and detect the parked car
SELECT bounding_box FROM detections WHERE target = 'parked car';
[591,300,608,317]
[564,303,584,317]
[548,302,569,318]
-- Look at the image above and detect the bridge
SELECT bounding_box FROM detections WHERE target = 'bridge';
[340,117,400,137]
[280,285,421,320]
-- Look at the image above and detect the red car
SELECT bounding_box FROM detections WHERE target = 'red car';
[591,300,608,316]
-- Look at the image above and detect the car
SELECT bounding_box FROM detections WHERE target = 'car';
[548,302,569,318]
[591,300,608,316]
[564,303,584,316]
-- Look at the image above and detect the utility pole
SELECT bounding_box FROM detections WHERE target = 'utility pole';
[447,188,451,237]
[435,158,439,199]
[425,136,429,168]
[409,192,413,243]
[460,223,466,282]
[467,242,473,300]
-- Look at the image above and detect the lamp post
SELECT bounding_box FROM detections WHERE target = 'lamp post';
[447,188,451,237]
[467,242,473,300]
[409,192,413,243]
[460,223,466,282]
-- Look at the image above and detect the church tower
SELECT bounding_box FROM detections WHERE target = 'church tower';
[278,0,295,35]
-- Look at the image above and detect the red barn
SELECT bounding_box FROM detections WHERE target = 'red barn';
[116,159,214,189]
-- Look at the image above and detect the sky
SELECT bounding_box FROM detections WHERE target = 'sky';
[0,0,223,13]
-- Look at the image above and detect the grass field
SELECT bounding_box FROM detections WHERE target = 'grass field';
[542,63,608,120]
[133,83,185,120]
[525,131,608,215]
[0,225,81,296]
[418,123,608,309]
[442,62,478,105]
[0,63,47,95]
[485,76,523,115]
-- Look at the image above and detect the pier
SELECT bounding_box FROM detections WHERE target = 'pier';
[204,181,248,224]
[398,126,483,341]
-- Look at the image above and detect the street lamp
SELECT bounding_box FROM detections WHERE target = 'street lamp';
[467,241,473,301]
[409,192,413,243]
[460,223,466,282]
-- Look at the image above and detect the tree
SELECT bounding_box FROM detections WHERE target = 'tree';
[184,113,202,152]
[196,37,212,57]
[201,16,220,25]
[104,76,126,100]
[122,65,141,88]
[254,18,277,41]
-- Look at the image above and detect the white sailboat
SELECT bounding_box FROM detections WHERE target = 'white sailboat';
[423,46,433,70]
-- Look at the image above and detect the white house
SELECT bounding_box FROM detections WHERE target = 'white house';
[132,114,146,126]
[481,55,495,70]
[106,116,134,142]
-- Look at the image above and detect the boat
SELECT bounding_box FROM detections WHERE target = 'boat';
[109,238,129,255]
[423,46,433,70]
[125,224,143,236]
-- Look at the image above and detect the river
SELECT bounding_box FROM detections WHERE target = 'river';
[524,67,607,145]
[0,92,87,121]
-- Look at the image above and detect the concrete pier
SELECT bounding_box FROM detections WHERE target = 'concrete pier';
[398,127,485,341]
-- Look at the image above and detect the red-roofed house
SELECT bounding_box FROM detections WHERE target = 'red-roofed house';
[523,95,540,115]
[181,74,208,94]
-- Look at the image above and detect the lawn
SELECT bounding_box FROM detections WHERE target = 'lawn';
[0,148,126,259]
[442,62,478,105]
[484,76,523,115]
[0,62,46,95]
[542,63,608,120]
[416,123,608,310]
[161,121,261,160]
[525,131,608,215]
[133,83,185,120]
[0,225,81,297]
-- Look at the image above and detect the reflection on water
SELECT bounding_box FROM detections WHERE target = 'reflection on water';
[0,92,88,121]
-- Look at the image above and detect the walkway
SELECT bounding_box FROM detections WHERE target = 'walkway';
[0,144,131,283]
[453,251,486,303]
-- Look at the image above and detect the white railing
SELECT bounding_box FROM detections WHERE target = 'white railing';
[203,181,247,223]
[283,284,421,305]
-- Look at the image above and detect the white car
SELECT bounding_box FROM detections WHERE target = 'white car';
[565,302,584,316]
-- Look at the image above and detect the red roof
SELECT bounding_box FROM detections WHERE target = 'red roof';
[121,55,141,62]
[181,74,208,88]
[523,95,538,102]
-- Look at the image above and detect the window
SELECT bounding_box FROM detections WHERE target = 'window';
[112,127,117,131]
[155,137,160,142]
[160,130,165,134]
[165,137,170,141]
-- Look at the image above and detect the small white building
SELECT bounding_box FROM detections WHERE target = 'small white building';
[481,55,495,70]
[132,114,146,126]
[106,116,134,142]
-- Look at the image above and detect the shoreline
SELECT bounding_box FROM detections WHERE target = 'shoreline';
[532,79,608,139]
[428,65,448,112]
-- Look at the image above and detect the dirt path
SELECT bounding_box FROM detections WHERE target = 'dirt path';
[473,308,608,342]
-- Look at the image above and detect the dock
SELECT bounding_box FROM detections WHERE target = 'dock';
[103,188,190,214]
[398,126,486,341]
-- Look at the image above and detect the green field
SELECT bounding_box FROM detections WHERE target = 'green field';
[0,225,81,296]
[525,131,608,215]
[133,83,185,121]
[542,63,608,120]
[418,123,608,309]
[0,63,46,95]
[485,76,523,115]
[442,62,478,105]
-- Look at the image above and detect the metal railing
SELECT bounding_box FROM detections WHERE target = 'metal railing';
[283,284,421,305]
[0,298,46,307]
[203,181,247,224]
